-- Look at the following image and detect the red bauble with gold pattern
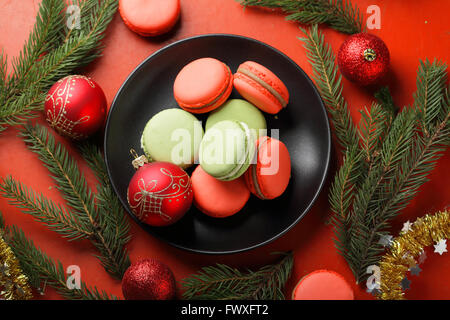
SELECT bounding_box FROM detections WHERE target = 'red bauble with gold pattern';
[337,33,390,86]
[122,259,176,300]
[44,75,107,140]
[127,161,193,227]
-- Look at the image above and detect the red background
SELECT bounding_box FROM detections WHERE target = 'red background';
[0,0,449,300]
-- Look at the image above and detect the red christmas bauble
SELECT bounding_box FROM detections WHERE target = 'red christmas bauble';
[337,33,390,86]
[127,161,193,227]
[44,75,107,139]
[122,259,176,300]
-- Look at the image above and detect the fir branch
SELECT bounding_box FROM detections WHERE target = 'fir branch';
[182,252,293,300]
[0,88,46,133]
[414,59,448,134]
[22,0,118,93]
[8,0,65,96]
[0,0,118,133]
[78,141,131,275]
[358,103,389,165]
[19,123,130,279]
[302,24,449,282]
[374,86,398,119]
[329,146,362,267]
[300,25,359,152]
[0,51,7,104]
[1,221,117,300]
[78,141,110,186]
[240,0,363,34]
[0,176,93,241]
[345,61,449,282]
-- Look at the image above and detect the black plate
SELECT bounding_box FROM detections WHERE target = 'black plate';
[105,34,331,254]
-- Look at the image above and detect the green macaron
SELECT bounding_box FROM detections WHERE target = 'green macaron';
[205,99,267,138]
[141,108,203,168]
[199,120,256,181]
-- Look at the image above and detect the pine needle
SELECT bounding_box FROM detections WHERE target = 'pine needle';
[239,0,363,34]
[182,252,293,300]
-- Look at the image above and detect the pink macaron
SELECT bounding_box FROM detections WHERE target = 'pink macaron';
[292,270,354,300]
[119,0,181,37]
[174,58,233,114]
[234,61,289,114]
[244,136,291,200]
[191,166,250,218]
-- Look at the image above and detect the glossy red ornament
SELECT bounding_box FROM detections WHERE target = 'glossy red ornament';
[127,161,193,227]
[337,33,390,86]
[44,75,107,139]
[122,259,176,300]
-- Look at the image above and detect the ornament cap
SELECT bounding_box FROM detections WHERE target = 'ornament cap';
[130,149,148,169]
[364,48,377,62]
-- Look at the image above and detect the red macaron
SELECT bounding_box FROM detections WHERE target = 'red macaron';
[292,270,354,300]
[245,136,291,200]
[174,58,233,114]
[119,0,180,37]
[234,61,289,114]
[191,166,250,218]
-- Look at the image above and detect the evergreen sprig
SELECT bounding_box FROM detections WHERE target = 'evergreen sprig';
[239,0,363,34]
[182,252,293,300]
[301,26,449,283]
[299,24,359,152]
[0,123,130,280]
[0,0,118,133]
[1,216,117,300]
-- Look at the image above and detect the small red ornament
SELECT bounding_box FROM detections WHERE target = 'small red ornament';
[44,75,107,139]
[337,33,390,86]
[122,259,176,300]
[127,159,193,227]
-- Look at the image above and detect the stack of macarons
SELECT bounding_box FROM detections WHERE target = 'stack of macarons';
[137,57,292,224]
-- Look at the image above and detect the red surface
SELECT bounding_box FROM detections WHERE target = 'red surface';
[0,0,449,300]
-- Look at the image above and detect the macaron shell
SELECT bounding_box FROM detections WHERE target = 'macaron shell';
[234,61,289,114]
[119,0,180,36]
[205,99,267,138]
[141,108,203,168]
[200,120,255,181]
[174,58,233,113]
[245,137,291,200]
[191,166,250,218]
[292,270,354,300]
[234,73,282,114]
[240,61,289,105]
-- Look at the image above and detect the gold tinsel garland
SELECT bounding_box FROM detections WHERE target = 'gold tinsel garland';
[0,233,33,300]
[378,209,449,300]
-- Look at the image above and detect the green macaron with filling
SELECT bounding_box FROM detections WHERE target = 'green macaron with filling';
[199,120,256,181]
[205,99,267,138]
[141,108,203,168]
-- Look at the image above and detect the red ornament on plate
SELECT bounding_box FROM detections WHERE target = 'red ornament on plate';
[122,259,176,300]
[337,33,390,86]
[44,75,107,139]
[127,161,193,227]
